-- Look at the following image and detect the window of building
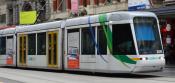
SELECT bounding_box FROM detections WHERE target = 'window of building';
[53,0,58,11]
[97,26,107,55]
[53,0,65,11]
[62,0,66,11]
[22,1,33,11]
[37,32,46,55]
[93,0,112,5]
[106,0,112,3]
[0,37,6,55]
[94,0,100,5]
[117,0,126,2]
[112,24,136,55]
[81,28,95,55]
[28,34,36,55]
[83,0,87,7]
[0,14,6,24]
[7,7,13,25]
[67,0,71,10]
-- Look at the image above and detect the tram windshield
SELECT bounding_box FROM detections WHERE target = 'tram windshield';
[134,17,163,55]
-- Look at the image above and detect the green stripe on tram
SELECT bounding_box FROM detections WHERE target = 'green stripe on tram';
[99,14,113,53]
[99,14,136,64]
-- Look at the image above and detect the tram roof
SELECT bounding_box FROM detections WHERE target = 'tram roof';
[65,11,157,27]
[12,11,157,33]
[16,21,62,33]
[0,28,16,35]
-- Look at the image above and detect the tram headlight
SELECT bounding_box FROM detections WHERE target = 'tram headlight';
[159,57,164,60]
[142,57,146,60]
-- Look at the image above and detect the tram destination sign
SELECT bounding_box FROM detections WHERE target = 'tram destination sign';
[128,0,151,11]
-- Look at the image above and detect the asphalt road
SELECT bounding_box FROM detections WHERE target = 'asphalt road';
[0,77,23,83]
[0,67,175,83]
[141,67,175,77]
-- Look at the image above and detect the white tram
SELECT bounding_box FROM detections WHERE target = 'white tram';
[0,11,165,73]
[16,21,63,69]
[0,27,16,66]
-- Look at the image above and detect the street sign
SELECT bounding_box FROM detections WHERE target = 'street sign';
[19,11,37,25]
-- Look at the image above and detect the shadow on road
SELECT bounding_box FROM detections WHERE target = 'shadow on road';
[2,66,162,78]
[65,71,162,78]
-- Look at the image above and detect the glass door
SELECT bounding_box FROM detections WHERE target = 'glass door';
[48,32,58,67]
[19,35,27,65]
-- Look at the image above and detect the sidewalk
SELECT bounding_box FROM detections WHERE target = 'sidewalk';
[165,64,175,68]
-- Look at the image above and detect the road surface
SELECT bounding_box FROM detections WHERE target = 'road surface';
[0,67,174,83]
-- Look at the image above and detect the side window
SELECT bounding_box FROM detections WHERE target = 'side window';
[67,29,80,56]
[7,36,13,39]
[81,28,95,55]
[97,26,107,55]
[6,36,14,55]
[0,37,6,55]
[112,24,136,55]
[28,33,36,55]
[37,32,46,55]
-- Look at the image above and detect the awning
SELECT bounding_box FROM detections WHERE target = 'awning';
[145,6,175,17]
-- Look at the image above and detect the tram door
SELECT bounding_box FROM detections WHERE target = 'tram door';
[48,32,58,67]
[19,35,27,65]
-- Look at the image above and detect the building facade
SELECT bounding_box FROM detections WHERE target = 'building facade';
[51,0,128,20]
[3,0,51,25]
[1,0,169,25]
[150,0,175,65]
[0,0,130,25]
[6,0,19,25]
[2,0,175,25]
[1,0,175,64]
[0,0,7,26]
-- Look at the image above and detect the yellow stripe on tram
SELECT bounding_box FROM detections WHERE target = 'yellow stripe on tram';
[132,58,142,61]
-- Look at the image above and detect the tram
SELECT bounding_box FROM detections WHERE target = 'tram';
[0,11,165,73]
[0,27,16,66]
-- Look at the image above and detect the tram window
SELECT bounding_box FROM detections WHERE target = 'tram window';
[0,37,6,55]
[37,32,46,55]
[28,34,36,55]
[7,36,13,39]
[134,17,162,54]
[68,29,79,33]
[67,29,80,54]
[97,26,107,55]
[112,24,136,55]
[81,28,95,55]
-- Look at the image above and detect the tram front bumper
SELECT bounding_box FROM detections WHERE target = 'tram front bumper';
[132,66,164,73]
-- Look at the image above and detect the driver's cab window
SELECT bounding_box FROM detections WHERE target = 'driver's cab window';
[112,24,136,55]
